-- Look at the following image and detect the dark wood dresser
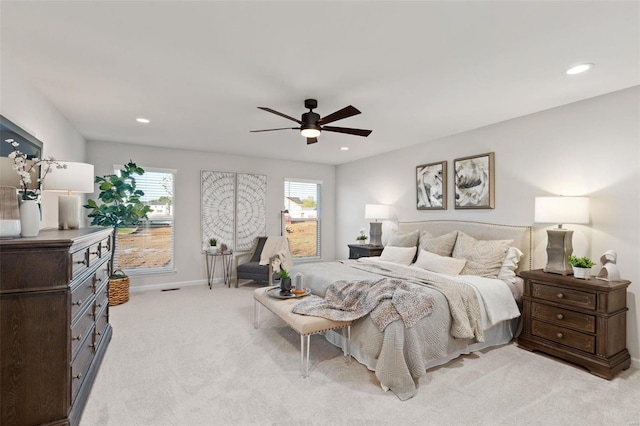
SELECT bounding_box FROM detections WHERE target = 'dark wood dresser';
[1,227,113,426]
[517,269,630,379]
[347,244,384,259]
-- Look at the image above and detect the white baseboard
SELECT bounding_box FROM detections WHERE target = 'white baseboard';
[631,357,639,370]
[130,279,209,293]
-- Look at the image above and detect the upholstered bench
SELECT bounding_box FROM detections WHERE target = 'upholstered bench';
[253,287,351,377]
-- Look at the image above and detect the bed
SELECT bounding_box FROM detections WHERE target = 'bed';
[288,220,532,400]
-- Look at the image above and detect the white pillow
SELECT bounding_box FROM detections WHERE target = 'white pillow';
[414,249,466,275]
[379,246,417,266]
[497,247,524,283]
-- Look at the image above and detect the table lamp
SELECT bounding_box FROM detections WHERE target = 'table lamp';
[534,196,589,275]
[43,161,94,229]
[364,204,391,246]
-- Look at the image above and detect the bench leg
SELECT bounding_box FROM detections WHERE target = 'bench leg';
[343,325,351,365]
[253,299,260,329]
[300,334,310,378]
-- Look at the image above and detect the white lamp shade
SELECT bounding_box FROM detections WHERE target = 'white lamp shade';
[365,204,391,220]
[43,161,95,193]
[0,157,39,189]
[534,196,589,225]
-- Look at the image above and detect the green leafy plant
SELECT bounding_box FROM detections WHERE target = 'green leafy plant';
[569,255,595,268]
[356,228,368,241]
[83,160,152,276]
[279,268,291,280]
[208,237,217,246]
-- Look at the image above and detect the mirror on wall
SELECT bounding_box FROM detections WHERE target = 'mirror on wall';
[1,115,43,159]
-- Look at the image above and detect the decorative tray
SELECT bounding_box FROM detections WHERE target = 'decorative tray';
[266,287,310,299]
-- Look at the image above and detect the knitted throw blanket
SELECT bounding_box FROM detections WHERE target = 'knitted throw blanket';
[292,278,435,331]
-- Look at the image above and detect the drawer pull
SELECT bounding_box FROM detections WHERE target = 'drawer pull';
[73,373,82,380]
[96,330,102,336]
[96,303,103,308]
[72,334,82,341]
[90,251,99,255]
[556,333,563,339]
[76,259,87,265]
[556,314,564,320]
[73,299,83,306]
[556,293,564,299]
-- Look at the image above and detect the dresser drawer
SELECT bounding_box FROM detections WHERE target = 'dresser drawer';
[532,302,596,333]
[71,328,95,402]
[71,304,95,359]
[94,303,109,349]
[531,282,596,310]
[71,274,94,321]
[71,247,90,280]
[532,319,595,353]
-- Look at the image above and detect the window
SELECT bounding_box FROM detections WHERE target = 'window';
[114,166,176,275]
[284,179,321,259]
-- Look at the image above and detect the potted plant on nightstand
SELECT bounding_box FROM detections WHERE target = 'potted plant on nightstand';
[569,255,595,279]
[83,161,152,305]
[356,228,368,245]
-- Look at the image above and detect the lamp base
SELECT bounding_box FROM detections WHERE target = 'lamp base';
[58,194,81,230]
[369,221,383,246]
[543,228,573,275]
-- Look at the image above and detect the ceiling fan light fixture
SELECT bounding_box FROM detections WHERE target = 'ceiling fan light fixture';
[300,128,321,138]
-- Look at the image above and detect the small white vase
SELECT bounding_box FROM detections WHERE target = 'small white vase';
[19,200,40,237]
[572,266,591,280]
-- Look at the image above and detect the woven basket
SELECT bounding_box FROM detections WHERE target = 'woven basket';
[109,269,130,306]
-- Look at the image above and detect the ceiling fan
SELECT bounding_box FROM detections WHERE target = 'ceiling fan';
[251,99,372,144]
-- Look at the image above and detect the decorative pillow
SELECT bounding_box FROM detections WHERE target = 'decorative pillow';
[379,246,417,266]
[414,249,466,276]
[387,230,420,248]
[452,232,513,278]
[418,230,458,257]
[497,247,524,283]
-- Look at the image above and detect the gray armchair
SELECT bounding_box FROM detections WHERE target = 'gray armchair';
[234,237,279,288]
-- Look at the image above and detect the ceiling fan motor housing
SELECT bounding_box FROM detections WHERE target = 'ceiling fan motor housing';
[304,98,318,110]
[301,111,321,131]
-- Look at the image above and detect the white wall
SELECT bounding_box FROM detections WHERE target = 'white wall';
[336,86,640,363]
[1,64,88,229]
[87,140,336,290]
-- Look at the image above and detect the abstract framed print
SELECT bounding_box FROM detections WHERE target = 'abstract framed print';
[454,152,495,209]
[416,161,447,210]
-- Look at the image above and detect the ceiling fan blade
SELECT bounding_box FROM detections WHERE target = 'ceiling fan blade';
[250,127,299,132]
[321,126,372,137]
[317,105,361,125]
[258,107,302,124]
[306,137,318,145]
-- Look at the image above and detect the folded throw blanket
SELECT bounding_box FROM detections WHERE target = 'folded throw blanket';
[259,236,293,272]
[292,278,434,331]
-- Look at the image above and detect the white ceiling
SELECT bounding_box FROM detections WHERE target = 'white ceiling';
[1,1,638,165]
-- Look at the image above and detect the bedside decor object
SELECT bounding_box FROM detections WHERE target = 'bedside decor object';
[356,228,368,244]
[416,161,447,210]
[43,161,95,230]
[596,250,621,282]
[83,161,152,305]
[0,186,21,238]
[518,269,631,379]
[364,204,391,246]
[568,255,594,279]
[535,196,590,275]
[454,152,494,209]
[279,268,292,296]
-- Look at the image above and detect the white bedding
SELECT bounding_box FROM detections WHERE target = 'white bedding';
[290,258,521,400]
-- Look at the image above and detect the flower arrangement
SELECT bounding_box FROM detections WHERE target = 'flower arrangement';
[356,228,368,241]
[5,139,66,201]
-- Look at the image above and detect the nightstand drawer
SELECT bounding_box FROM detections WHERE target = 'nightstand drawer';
[532,302,595,333]
[531,282,596,310]
[532,319,595,353]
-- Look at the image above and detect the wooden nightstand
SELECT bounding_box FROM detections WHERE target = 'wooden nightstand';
[517,269,630,379]
[347,244,383,259]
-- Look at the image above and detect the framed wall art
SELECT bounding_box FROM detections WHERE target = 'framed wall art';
[453,152,495,209]
[416,161,447,210]
[236,172,267,252]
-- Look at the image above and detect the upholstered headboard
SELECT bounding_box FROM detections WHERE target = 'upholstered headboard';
[398,220,533,272]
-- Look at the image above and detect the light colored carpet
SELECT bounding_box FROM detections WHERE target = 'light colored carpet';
[81,282,640,426]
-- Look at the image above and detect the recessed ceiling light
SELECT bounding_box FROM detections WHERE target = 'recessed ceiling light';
[136,117,150,124]
[340,147,349,151]
[565,63,593,75]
